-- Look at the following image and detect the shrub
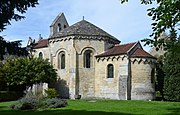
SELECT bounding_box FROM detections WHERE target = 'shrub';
[10,92,39,110]
[10,91,67,110]
[45,88,59,98]
[43,98,67,108]
[2,58,57,90]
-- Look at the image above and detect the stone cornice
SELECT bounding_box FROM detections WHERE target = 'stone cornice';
[96,55,156,64]
[49,35,120,44]
[130,57,156,64]
[96,55,127,62]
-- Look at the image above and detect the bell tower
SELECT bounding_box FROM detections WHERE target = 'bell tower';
[50,12,69,36]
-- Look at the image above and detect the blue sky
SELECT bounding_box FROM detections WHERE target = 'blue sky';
[1,0,155,50]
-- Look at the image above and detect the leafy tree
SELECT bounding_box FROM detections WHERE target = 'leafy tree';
[1,58,57,91]
[155,55,165,99]
[120,0,180,49]
[120,0,180,101]
[0,37,6,60]
[0,37,28,60]
[0,61,7,90]
[0,0,39,32]
[0,0,38,60]
[163,34,180,101]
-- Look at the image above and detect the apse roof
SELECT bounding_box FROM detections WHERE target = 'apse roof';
[51,19,120,42]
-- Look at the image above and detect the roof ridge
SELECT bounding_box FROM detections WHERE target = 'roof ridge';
[116,42,137,46]
[50,12,63,26]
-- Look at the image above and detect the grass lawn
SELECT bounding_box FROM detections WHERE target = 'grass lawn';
[0,99,180,115]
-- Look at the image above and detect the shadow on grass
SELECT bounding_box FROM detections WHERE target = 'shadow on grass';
[165,107,180,115]
[0,109,136,115]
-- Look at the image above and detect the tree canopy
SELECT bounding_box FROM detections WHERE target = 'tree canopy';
[1,58,57,90]
[120,0,180,101]
[0,0,39,60]
[120,0,180,49]
[0,37,28,60]
[0,0,39,32]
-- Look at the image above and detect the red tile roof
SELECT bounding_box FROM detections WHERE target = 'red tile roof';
[95,42,136,57]
[131,48,156,59]
[33,39,48,49]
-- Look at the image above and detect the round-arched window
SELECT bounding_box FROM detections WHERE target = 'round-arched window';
[39,52,43,58]
[84,50,92,68]
[58,52,65,69]
[107,64,114,78]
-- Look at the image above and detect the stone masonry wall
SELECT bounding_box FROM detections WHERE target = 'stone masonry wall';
[33,47,50,60]
[49,39,76,99]
[95,55,129,99]
[131,58,155,100]
[74,39,105,98]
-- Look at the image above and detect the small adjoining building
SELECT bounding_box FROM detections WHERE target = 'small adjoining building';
[29,13,156,100]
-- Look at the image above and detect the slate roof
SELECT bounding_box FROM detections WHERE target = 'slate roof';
[95,42,136,57]
[51,19,120,42]
[32,39,48,49]
[131,48,156,59]
[96,42,156,59]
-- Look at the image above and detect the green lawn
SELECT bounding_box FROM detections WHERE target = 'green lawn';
[0,100,180,115]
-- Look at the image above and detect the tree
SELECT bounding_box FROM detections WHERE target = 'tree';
[155,55,165,100]
[163,34,180,101]
[0,61,7,90]
[0,0,39,32]
[0,37,28,60]
[120,0,180,49]
[0,37,6,60]
[120,0,180,101]
[0,0,38,60]
[1,58,57,91]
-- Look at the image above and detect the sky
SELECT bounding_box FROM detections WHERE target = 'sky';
[1,0,155,51]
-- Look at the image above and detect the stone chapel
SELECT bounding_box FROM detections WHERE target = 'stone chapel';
[29,13,156,100]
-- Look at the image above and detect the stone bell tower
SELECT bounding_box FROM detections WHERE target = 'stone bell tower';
[50,12,69,37]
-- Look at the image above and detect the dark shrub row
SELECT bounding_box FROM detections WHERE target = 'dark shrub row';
[0,91,23,102]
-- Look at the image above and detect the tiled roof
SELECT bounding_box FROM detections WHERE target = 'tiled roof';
[131,48,156,59]
[51,20,120,42]
[95,42,136,57]
[33,39,48,49]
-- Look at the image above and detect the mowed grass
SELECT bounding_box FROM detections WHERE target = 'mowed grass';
[0,99,180,115]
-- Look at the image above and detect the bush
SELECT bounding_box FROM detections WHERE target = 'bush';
[10,91,67,110]
[10,92,38,110]
[45,88,59,98]
[0,91,23,102]
[43,98,67,108]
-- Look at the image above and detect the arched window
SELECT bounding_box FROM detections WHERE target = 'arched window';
[107,64,114,78]
[84,50,92,68]
[64,25,67,29]
[39,52,43,58]
[61,54,65,69]
[57,23,61,32]
[58,52,65,69]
